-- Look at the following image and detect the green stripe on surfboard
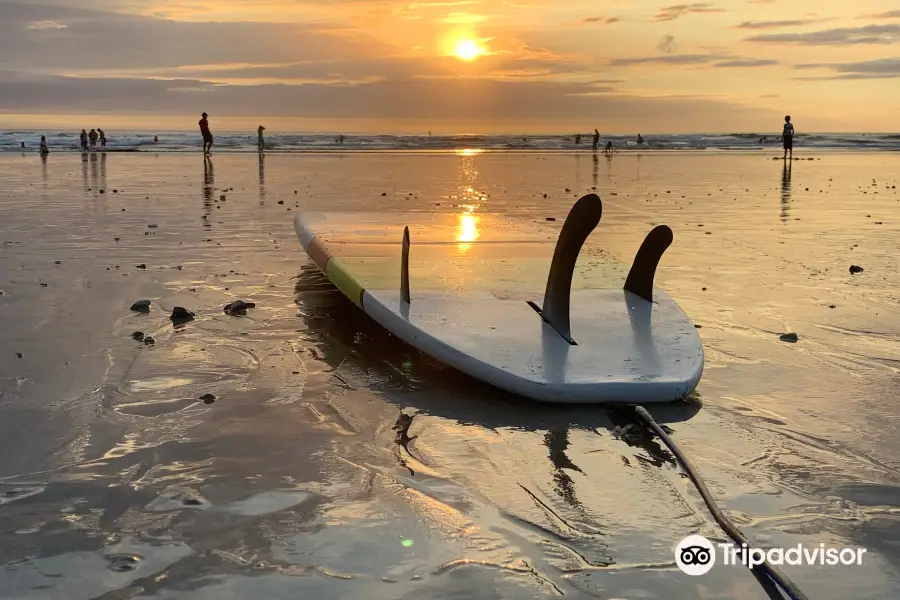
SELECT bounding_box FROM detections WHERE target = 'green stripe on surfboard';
[325,257,366,308]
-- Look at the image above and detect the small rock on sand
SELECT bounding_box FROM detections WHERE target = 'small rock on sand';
[277,200,284,205]
[779,333,799,343]
[143,337,155,345]
[545,217,556,221]
[130,299,151,312]
[136,264,146,270]
[224,300,256,315]
[15,352,23,358]
[849,265,864,274]
[199,393,216,404]
[131,331,145,341]
[171,307,195,322]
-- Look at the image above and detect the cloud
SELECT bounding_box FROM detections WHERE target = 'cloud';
[0,69,777,128]
[26,20,68,29]
[745,24,900,45]
[736,20,825,29]
[610,54,716,66]
[582,16,621,25]
[793,57,900,79]
[654,3,725,22]
[712,58,778,67]
[857,11,900,19]
[657,34,677,53]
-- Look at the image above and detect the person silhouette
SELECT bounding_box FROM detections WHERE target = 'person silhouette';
[782,115,794,160]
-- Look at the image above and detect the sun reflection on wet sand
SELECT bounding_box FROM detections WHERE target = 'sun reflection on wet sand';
[456,213,480,250]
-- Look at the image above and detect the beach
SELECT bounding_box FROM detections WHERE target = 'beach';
[1,149,900,599]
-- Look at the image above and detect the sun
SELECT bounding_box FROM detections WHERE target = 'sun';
[454,39,484,61]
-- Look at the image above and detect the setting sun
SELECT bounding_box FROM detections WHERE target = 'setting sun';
[454,39,484,62]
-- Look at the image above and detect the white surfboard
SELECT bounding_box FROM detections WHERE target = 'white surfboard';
[293,194,703,404]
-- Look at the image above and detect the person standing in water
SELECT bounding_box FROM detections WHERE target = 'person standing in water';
[98,129,106,148]
[592,129,600,152]
[257,125,265,150]
[575,134,581,145]
[637,133,644,145]
[782,115,794,160]
[88,128,98,148]
[40,136,49,156]
[199,112,213,155]
[80,129,88,151]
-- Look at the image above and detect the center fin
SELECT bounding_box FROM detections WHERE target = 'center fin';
[541,194,602,343]
[401,226,411,304]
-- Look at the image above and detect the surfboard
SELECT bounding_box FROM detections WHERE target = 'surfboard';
[293,194,703,404]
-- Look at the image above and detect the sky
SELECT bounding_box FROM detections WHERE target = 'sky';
[0,0,898,133]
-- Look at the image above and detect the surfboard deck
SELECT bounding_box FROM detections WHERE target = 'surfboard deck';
[294,197,703,404]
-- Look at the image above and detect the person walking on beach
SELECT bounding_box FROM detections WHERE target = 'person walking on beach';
[88,128,98,148]
[80,129,88,151]
[199,112,213,155]
[257,125,265,150]
[98,129,106,148]
[592,129,600,152]
[39,136,49,156]
[782,115,794,160]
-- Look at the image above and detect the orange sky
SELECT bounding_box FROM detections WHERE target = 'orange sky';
[1,0,898,133]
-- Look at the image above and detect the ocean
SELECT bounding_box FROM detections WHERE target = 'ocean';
[2,129,899,153]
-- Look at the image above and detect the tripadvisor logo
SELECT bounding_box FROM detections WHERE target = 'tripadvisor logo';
[675,535,716,576]
[675,535,867,575]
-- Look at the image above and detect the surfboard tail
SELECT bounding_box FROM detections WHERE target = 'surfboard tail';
[624,225,673,303]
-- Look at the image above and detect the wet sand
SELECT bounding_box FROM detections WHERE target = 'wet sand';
[1,149,900,599]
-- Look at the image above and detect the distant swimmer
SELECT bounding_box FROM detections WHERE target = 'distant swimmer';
[604,141,614,154]
[89,128,98,148]
[575,134,581,145]
[80,129,88,151]
[153,136,159,144]
[98,129,106,148]
[257,125,265,150]
[758,135,768,144]
[637,133,644,145]
[782,115,794,159]
[592,129,600,152]
[40,136,49,155]
[199,112,213,155]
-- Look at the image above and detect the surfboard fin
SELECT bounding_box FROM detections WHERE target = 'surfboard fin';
[624,225,673,303]
[401,226,411,304]
[541,193,603,343]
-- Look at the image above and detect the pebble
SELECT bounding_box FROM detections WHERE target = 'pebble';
[199,393,216,404]
[131,331,145,341]
[130,299,151,312]
[136,264,146,270]
[171,307,195,322]
[15,352,23,358]
[224,300,256,315]
[143,337,155,345]
[779,333,799,343]
[849,265,864,274]
[545,217,556,221]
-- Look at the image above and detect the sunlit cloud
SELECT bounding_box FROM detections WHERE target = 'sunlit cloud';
[26,20,68,30]
[654,3,725,22]
[746,24,900,45]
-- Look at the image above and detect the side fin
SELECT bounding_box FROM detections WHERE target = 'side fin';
[541,193,603,343]
[401,226,411,304]
[623,225,673,302]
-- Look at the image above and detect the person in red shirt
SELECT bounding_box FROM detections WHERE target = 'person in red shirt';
[199,112,213,155]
